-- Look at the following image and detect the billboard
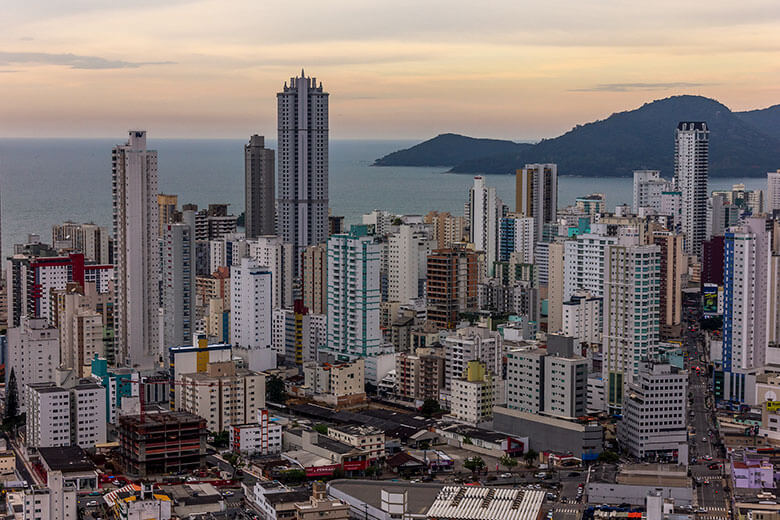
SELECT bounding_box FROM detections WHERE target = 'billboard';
[702,284,719,315]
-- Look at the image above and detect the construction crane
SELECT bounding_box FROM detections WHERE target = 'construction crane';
[125,376,217,423]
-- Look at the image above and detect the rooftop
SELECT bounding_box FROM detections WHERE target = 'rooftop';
[265,490,312,505]
[38,446,96,473]
[426,486,546,520]
[328,479,444,515]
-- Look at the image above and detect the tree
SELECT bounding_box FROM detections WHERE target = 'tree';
[598,450,620,464]
[523,449,538,467]
[266,375,287,404]
[212,430,229,448]
[500,454,518,472]
[313,424,329,435]
[463,456,486,475]
[421,398,440,417]
[3,369,21,433]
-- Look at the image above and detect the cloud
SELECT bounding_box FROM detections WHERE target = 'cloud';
[0,51,174,70]
[571,82,714,92]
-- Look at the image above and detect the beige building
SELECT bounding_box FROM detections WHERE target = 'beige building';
[653,232,684,332]
[51,282,110,375]
[396,346,445,402]
[327,425,385,462]
[451,361,497,426]
[294,483,349,520]
[302,243,327,315]
[0,451,15,476]
[157,194,179,236]
[179,361,266,433]
[547,241,565,333]
[424,211,466,250]
[302,358,366,408]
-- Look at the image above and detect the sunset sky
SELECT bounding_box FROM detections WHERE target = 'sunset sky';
[1,0,779,140]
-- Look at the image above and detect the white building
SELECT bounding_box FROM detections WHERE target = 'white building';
[25,381,107,449]
[618,360,687,459]
[442,326,503,392]
[721,217,771,402]
[562,291,602,345]
[451,361,497,426]
[25,384,71,448]
[277,71,329,277]
[22,473,76,520]
[6,316,60,411]
[768,170,780,213]
[209,233,248,272]
[113,130,160,369]
[674,122,709,256]
[469,176,500,276]
[563,233,617,300]
[302,313,327,363]
[248,235,294,309]
[324,230,383,359]
[602,244,660,412]
[633,170,672,214]
[587,376,606,413]
[388,225,434,303]
[362,210,395,237]
[229,410,282,456]
[516,164,558,245]
[163,223,195,349]
[506,346,546,414]
[660,191,683,231]
[230,258,272,350]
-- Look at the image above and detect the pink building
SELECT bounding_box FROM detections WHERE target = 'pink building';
[732,458,774,489]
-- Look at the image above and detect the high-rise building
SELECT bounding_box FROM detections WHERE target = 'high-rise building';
[768,170,780,213]
[562,291,602,345]
[244,135,276,239]
[163,223,195,349]
[469,176,500,275]
[653,231,684,330]
[602,243,660,412]
[248,235,294,309]
[277,71,329,276]
[516,164,557,245]
[302,243,327,314]
[563,233,617,300]
[113,130,159,369]
[633,170,671,214]
[426,246,479,330]
[424,211,466,250]
[618,359,687,459]
[442,326,503,392]
[324,228,382,359]
[718,217,770,402]
[157,194,178,236]
[451,361,497,426]
[674,122,709,256]
[230,258,272,350]
[547,241,565,333]
[388,225,434,303]
[6,317,60,411]
[498,215,534,264]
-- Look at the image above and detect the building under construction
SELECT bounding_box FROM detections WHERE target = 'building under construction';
[118,410,206,477]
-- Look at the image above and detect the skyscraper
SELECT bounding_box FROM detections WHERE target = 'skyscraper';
[674,122,709,256]
[163,223,195,349]
[244,135,275,238]
[719,217,770,402]
[157,194,178,236]
[230,257,272,350]
[516,164,557,245]
[602,243,660,412]
[112,130,159,369]
[277,71,329,275]
[469,176,500,275]
[767,170,780,213]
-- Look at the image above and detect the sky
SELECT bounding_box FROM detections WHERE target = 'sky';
[1,0,779,140]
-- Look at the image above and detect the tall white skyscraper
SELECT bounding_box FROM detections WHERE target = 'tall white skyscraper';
[248,235,294,309]
[163,223,195,348]
[516,164,557,243]
[767,170,780,213]
[674,122,709,256]
[469,176,500,276]
[230,257,272,350]
[602,243,660,412]
[112,130,159,369]
[277,71,329,276]
[720,217,770,402]
[324,228,382,359]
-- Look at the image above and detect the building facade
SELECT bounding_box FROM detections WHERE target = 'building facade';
[674,121,709,256]
[245,135,276,238]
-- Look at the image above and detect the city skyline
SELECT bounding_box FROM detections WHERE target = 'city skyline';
[1,1,780,139]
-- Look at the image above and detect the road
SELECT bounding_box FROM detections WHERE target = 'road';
[682,308,728,519]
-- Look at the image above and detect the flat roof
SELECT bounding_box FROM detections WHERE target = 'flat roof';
[426,486,545,520]
[38,446,96,473]
[328,480,444,515]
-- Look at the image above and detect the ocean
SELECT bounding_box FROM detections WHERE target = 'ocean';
[0,138,770,258]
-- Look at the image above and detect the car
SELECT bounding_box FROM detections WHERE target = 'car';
[704,455,713,461]
[500,473,512,478]
[86,501,98,507]
[222,490,235,496]
[568,472,580,477]
[534,472,547,479]
[702,437,708,442]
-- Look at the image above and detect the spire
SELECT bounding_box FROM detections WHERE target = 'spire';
[301,68,305,78]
